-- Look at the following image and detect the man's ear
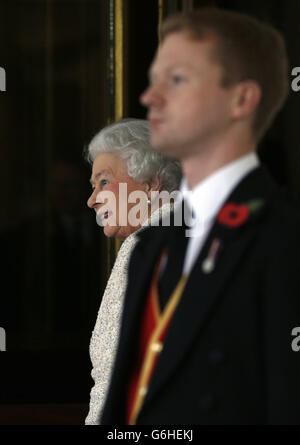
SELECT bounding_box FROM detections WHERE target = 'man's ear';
[231,80,261,120]
[145,176,161,193]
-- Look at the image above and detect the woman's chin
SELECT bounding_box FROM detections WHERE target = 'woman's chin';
[103,226,117,238]
[103,225,137,241]
[103,225,126,240]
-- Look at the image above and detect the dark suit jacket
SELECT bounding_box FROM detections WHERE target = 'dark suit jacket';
[102,166,300,425]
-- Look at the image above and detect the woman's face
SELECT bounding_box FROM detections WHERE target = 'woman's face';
[87,152,150,240]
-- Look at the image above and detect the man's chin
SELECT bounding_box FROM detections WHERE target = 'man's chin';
[151,138,178,158]
[151,135,169,153]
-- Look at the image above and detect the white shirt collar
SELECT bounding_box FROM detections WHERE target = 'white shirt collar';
[180,152,260,227]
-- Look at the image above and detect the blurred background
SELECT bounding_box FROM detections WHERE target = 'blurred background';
[0,0,299,425]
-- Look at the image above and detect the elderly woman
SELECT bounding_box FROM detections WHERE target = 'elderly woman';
[85,118,181,425]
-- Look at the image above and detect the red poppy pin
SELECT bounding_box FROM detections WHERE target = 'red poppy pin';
[202,199,264,274]
[217,199,264,228]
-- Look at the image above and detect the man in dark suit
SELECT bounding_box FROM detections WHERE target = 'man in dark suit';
[102,9,300,425]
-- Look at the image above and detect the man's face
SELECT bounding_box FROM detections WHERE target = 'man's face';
[140,32,236,160]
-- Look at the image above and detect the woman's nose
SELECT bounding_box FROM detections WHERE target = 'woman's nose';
[87,189,97,209]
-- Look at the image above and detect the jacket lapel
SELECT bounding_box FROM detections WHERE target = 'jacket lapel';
[140,166,278,411]
[120,225,166,339]
[111,222,174,380]
[119,207,187,345]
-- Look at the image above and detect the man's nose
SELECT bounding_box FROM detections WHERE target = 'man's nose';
[140,84,164,108]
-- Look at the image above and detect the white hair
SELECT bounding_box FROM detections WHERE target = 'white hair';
[85,118,181,192]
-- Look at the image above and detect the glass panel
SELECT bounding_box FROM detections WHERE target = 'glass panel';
[0,0,108,404]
